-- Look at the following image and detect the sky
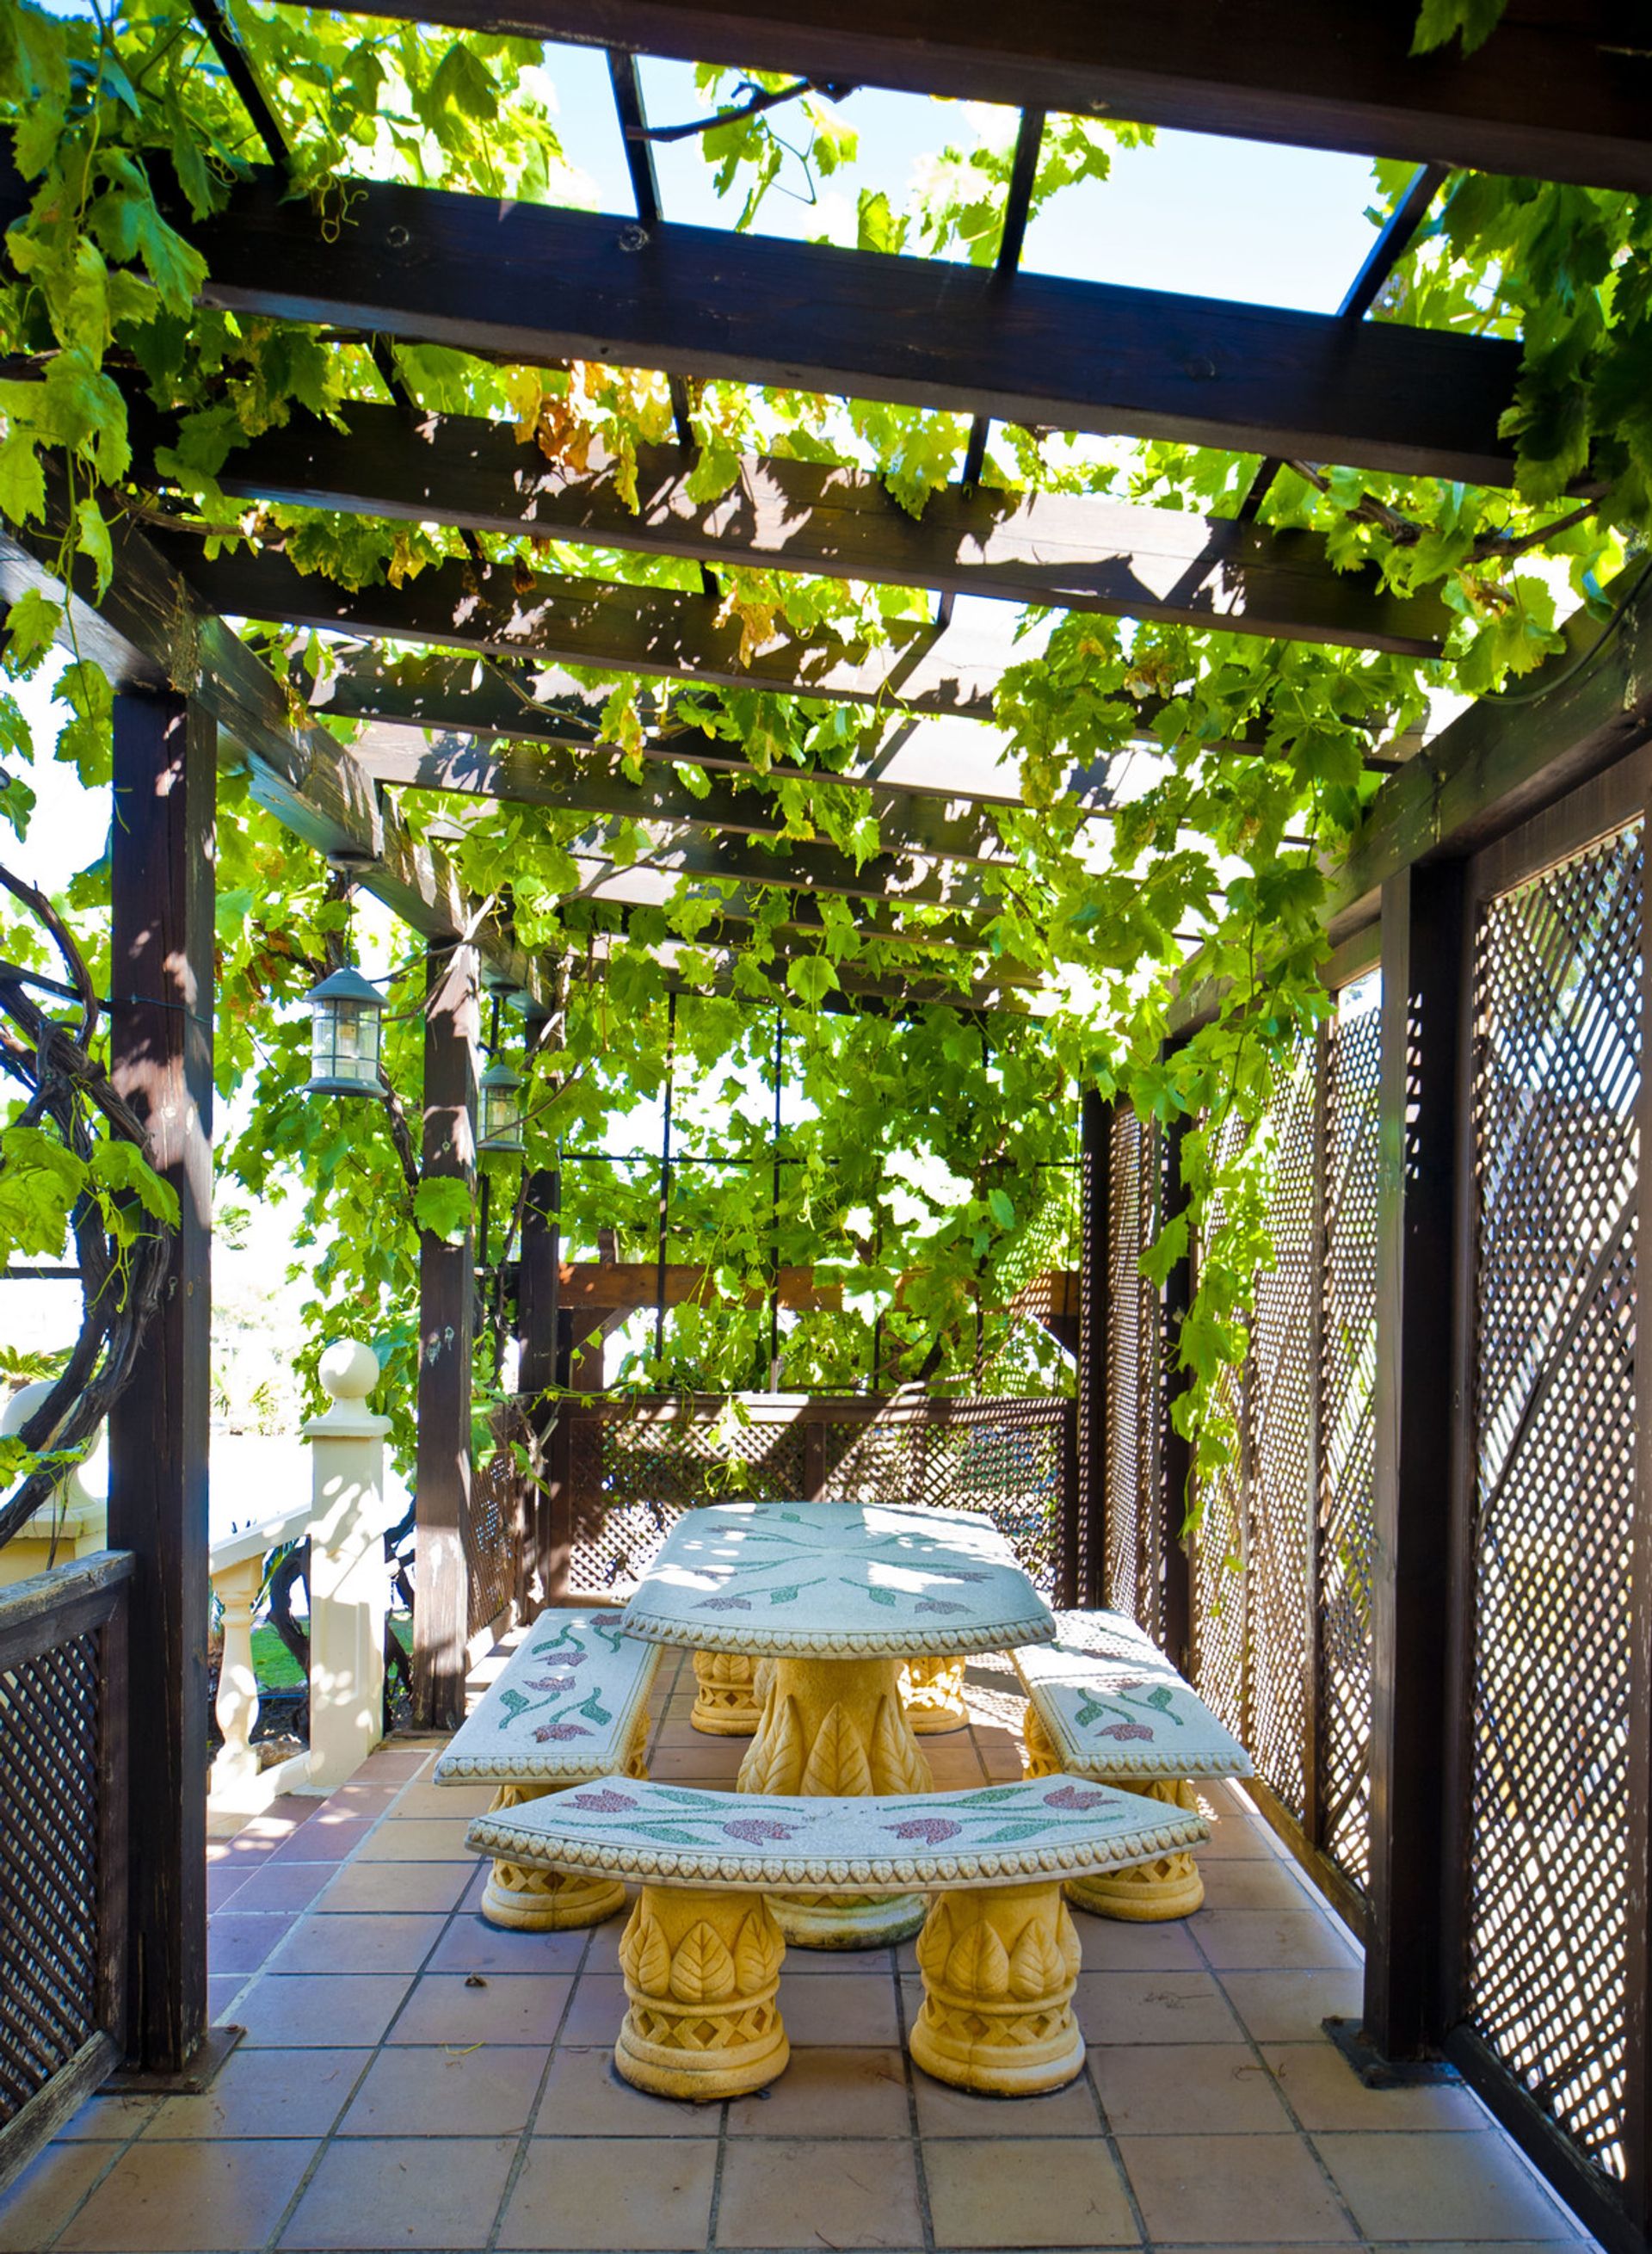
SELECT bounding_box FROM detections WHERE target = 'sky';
[2,44,1393,1397]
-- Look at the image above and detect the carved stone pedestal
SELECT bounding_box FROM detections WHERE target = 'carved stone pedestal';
[909,1880,1085,2094]
[737,1653,932,1947]
[1062,1777,1205,1920]
[690,1649,763,1736]
[615,1884,789,2100]
[479,1717,650,1931]
[480,1783,631,1930]
[1021,1710,1204,1919]
[901,1653,969,1734]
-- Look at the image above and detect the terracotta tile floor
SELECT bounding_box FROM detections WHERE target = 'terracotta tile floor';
[0,1647,1595,2254]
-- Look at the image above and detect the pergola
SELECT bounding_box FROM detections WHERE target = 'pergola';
[1,7,1650,2249]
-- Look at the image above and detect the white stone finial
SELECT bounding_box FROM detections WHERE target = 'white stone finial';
[305,1339,391,1444]
[319,1338,380,1404]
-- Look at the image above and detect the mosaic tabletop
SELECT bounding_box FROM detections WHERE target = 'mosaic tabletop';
[468,1769,1207,1892]
[620,1500,1057,1658]
[1014,1609,1254,1779]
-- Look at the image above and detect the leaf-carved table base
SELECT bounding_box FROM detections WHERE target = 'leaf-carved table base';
[737,1653,934,1949]
[910,1879,1085,2094]
[615,1883,790,2100]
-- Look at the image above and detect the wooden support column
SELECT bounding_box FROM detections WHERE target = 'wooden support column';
[517,1139,561,1613]
[107,690,214,2075]
[1364,861,1465,2059]
[413,939,478,1729]
[1159,1110,1194,1674]
[1075,1089,1111,1608]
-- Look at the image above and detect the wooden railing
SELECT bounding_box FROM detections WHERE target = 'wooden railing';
[538,1391,1076,1603]
[0,1552,133,2189]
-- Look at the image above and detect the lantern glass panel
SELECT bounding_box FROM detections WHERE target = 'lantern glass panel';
[306,978,385,1096]
[479,1065,525,1154]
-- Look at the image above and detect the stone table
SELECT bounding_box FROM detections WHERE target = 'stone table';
[620,1500,1056,1945]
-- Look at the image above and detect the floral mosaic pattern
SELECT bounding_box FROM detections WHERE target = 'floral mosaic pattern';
[1014,1609,1253,1780]
[621,1501,1057,1658]
[466,1770,1208,1890]
[434,1610,663,1784]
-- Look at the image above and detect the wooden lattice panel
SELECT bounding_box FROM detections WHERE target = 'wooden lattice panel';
[1318,988,1381,1884]
[1193,1110,1249,1743]
[564,1397,1070,1595]
[1467,820,1642,2181]
[0,1629,103,2126]
[1104,1108,1163,1639]
[1247,1047,1319,1819]
[463,1443,519,1640]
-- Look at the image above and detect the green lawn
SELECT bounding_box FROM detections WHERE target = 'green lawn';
[249,1615,412,1691]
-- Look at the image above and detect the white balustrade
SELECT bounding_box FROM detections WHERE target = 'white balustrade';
[206,1338,395,1825]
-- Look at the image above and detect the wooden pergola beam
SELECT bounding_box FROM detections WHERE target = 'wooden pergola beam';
[558,1260,840,1311]
[207,406,1450,657]
[0,516,545,1002]
[164,540,1010,721]
[1329,562,1652,931]
[317,652,1407,794]
[353,732,1024,867]
[66,164,1525,484]
[280,0,1652,195]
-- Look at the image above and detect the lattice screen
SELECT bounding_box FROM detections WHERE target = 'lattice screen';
[1318,989,1381,1881]
[1104,1108,1163,1640]
[1466,820,1642,2180]
[1243,1048,1319,1813]
[0,1628,103,2127]
[564,1397,1071,1596]
[1185,978,1381,1893]
[1193,1108,1252,1747]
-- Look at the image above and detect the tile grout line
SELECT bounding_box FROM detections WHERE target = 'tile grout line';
[1077,2044,1151,2251]
[892,1895,937,2254]
[258,1751,465,2254]
[1183,1898,1372,2250]
[484,1905,593,2254]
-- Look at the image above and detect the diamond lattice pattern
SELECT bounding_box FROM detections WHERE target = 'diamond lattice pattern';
[1467,821,1642,2182]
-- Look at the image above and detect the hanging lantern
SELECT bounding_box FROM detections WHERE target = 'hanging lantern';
[304,965,385,1097]
[478,1059,527,1155]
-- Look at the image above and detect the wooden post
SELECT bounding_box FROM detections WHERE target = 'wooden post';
[1363,861,1465,2059]
[1076,1089,1111,1608]
[1159,1111,1194,1674]
[413,939,478,1730]
[518,1152,561,1613]
[107,689,214,2075]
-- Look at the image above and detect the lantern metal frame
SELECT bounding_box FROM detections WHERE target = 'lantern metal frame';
[303,963,388,1097]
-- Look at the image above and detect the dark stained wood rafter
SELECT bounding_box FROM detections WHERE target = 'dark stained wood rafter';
[163,539,1012,718]
[350,726,1270,865]
[1328,560,1652,932]
[311,650,1411,783]
[277,0,1652,195]
[352,732,1025,865]
[555,876,1050,964]
[199,405,1452,656]
[12,164,1529,485]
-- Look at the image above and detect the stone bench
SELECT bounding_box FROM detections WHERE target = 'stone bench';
[467,1769,1206,2100]
[435,1609,663,1930]
[1012,1608,1252,1921]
